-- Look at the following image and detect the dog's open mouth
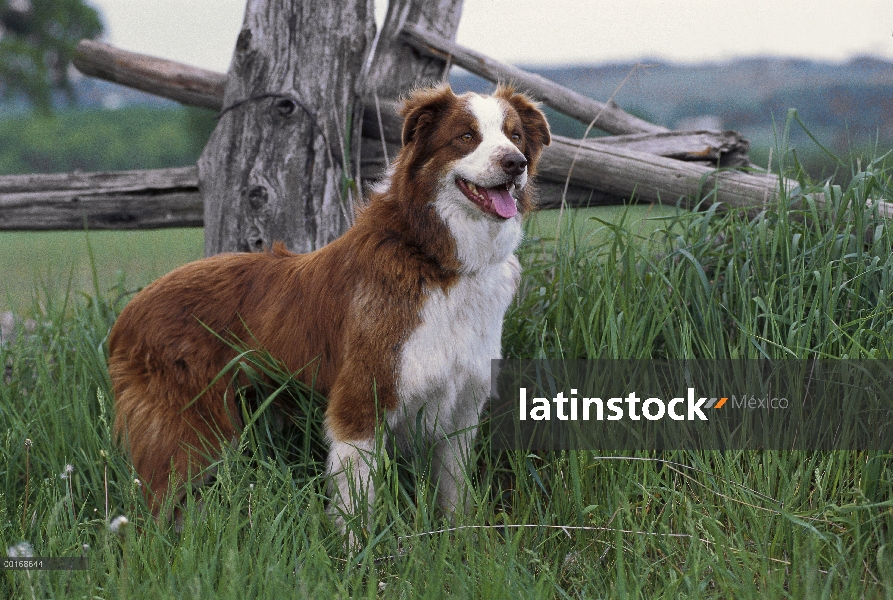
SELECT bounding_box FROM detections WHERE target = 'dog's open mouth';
[456,178,517,219]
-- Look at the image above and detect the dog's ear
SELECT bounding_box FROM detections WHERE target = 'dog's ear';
[399,85,457,147]
[497,85,552,170]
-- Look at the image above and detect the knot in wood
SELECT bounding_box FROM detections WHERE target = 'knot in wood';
[241,225,267,253]
[246,185,268,209]
[273,97,298,117]
[236,29,252,52]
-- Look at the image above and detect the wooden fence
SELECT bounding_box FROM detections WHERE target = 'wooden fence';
[3,0,885,235]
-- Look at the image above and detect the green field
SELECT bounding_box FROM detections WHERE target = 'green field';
[0,106,215,176]
[0,205,683,315]
[0,105,214,313]
[2,157,893,597]
[0,228,204,314]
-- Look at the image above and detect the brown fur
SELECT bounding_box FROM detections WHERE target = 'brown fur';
[107,84,550,514]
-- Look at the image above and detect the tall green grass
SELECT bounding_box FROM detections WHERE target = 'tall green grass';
[2,152,892,598]
[511,153,893,360]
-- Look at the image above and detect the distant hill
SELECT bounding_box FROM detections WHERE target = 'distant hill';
[451,56,893,152]
[1,74,176,115]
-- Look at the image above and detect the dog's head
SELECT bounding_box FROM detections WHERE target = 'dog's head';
[398,84,551,220]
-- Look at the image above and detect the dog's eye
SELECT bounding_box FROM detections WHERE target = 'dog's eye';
[510,133,522,144]
[460,132,474,142]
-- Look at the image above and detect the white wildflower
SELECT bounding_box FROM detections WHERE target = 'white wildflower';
[7,541,34,557]
[108,515,129,533]
[60,464,74,480]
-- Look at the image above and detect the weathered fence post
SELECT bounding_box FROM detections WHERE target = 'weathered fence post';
[364,0,464,99]
[198,0,375,256]
[358,0,464,183]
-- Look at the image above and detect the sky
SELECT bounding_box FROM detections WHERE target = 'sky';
[89,0,893,73]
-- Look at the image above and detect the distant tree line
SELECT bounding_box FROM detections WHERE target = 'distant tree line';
[0,105,217,174]
[0,0,103,113]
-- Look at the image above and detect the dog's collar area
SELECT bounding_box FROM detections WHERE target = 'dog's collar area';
[455,177,518,219]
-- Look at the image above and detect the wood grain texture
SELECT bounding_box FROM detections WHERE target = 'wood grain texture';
[197,0,376,255]
[584,130,751,167]
[5,152,890,231]
[0,167,202,230]
[539,137,782,210]
[363,0,464,97]
[73,40,226,110]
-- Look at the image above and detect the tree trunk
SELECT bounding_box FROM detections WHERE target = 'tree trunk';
[198,0,375,256]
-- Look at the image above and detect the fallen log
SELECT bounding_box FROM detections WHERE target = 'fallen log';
[539,137,778,210]
[0,165,197,194]
[539,138,893,221]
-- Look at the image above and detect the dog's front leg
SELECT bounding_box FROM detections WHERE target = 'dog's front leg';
[432,427,475,515]
[326,436,379,530]
[431,380,488,515]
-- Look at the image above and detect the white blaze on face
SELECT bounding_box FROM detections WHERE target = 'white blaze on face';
[458,95,528,191]
[435,93,527,272]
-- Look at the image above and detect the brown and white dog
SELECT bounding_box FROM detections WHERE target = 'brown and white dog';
[107,84,550,522]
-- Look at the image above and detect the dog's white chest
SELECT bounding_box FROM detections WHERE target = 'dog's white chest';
[393,258,520,434]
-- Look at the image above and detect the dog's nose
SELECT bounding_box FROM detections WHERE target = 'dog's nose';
[501,153,528,177]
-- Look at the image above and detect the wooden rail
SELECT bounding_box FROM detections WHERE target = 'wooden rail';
[8,37,885,231]
[0,167,202,230]
[399,23,667,136]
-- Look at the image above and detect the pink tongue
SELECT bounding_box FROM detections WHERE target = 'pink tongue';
[486,186,517,219]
